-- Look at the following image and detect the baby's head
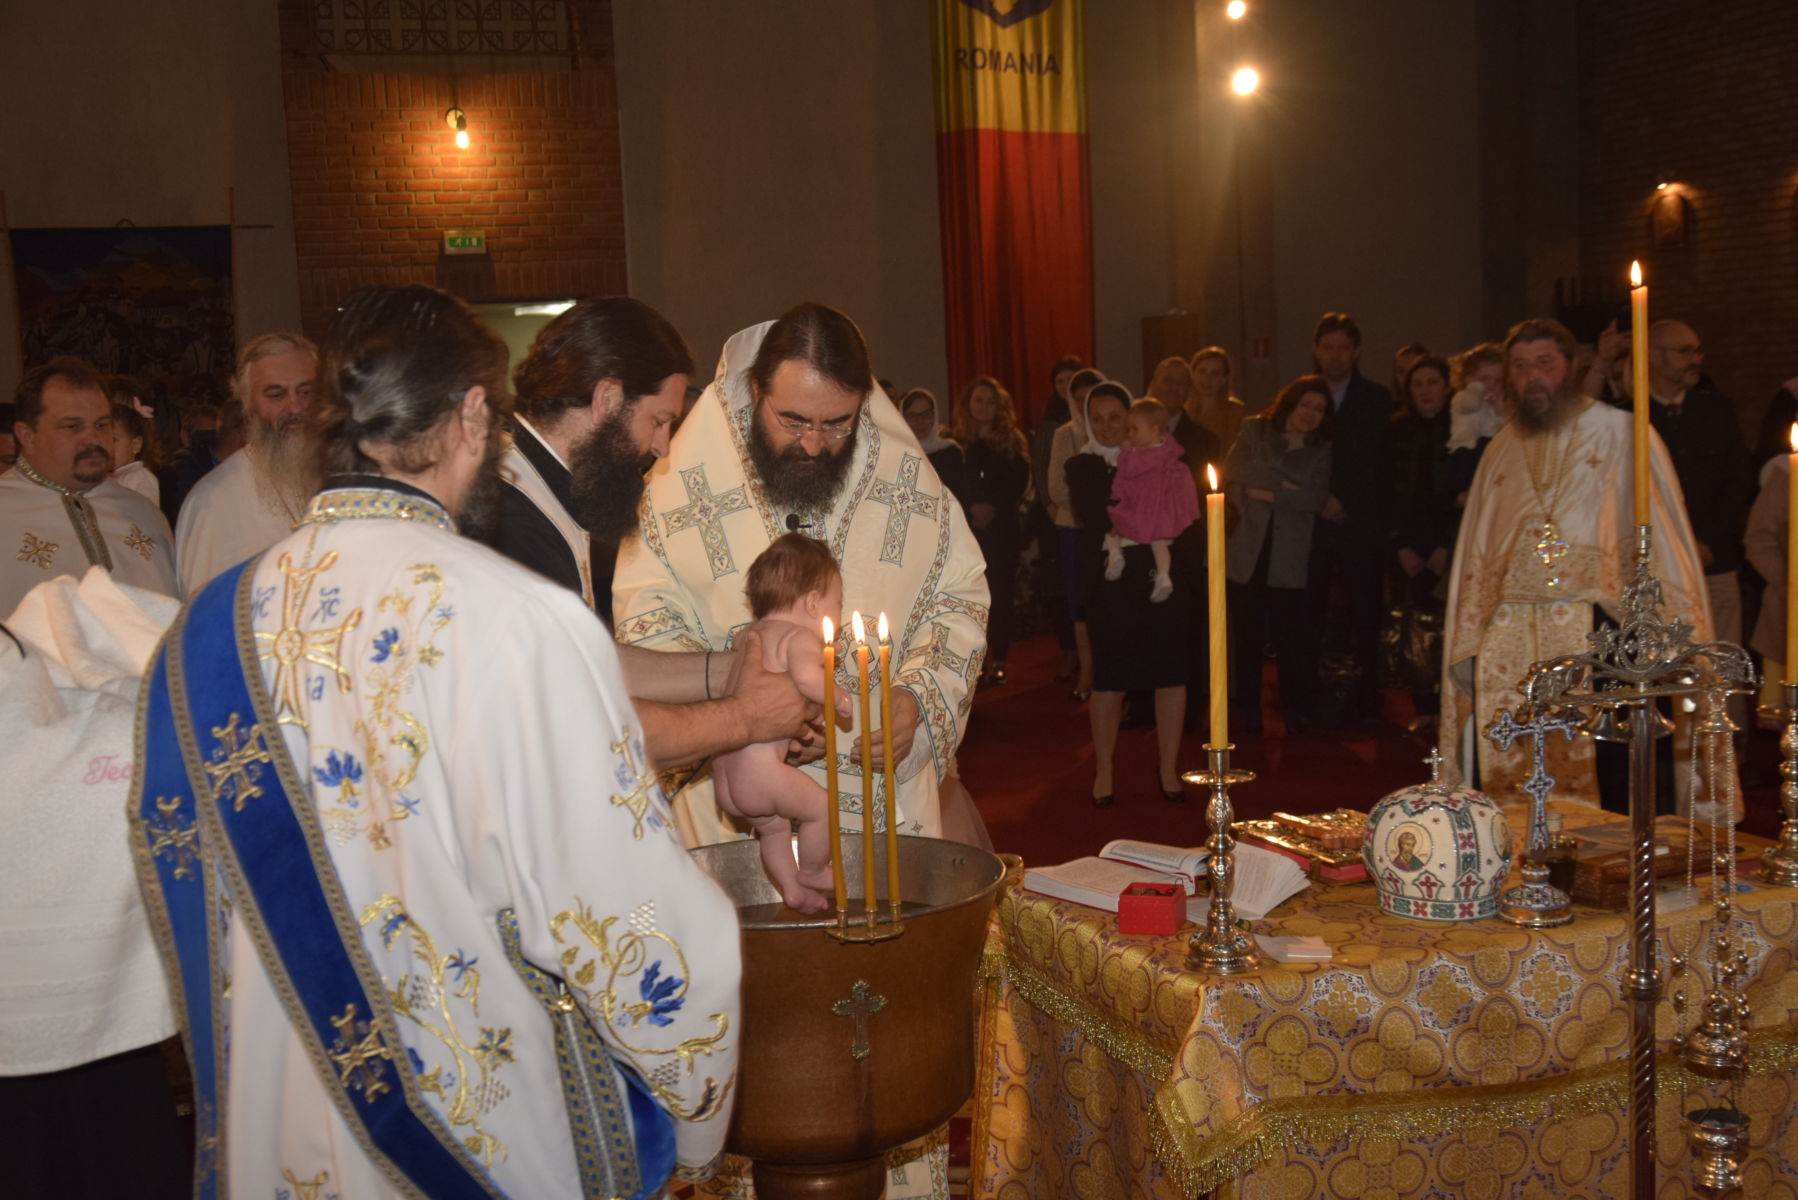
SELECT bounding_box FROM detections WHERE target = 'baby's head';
[1125,398,1169,448]
[746,532,843,624]
[1456,342,1505,399]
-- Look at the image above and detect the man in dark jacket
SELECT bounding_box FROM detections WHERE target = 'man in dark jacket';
[1643,320,1753,669]
[1312,312,1393,720]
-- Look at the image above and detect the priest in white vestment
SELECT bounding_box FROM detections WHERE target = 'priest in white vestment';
[1,358,176,615]
[175,332,319,595]
[613,304,991,848]
[133,287,739,1198]
[1441,318,1710,802]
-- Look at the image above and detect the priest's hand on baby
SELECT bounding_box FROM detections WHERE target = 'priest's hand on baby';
[854,687,920,770]
[727,629,817,746]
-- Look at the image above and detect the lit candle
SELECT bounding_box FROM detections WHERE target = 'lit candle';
[822,616,846,914]
[1206,464,1228,748]
[1787,427,1798,686]
[852,611,876,921]
[877,612,899,916]
[1630,261,1651,527]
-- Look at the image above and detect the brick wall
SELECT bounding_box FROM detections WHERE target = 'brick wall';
[1577,0,1798,448]
[277,0,626,341]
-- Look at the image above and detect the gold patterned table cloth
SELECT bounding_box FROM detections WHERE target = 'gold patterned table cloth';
[974,805,1798,1199]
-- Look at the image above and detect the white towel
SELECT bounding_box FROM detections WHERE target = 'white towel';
[0,567,181,1074]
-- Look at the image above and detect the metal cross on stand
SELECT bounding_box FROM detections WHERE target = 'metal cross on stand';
[1485,704,1583,927]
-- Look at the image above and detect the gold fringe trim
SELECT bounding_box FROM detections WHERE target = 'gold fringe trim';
[981,945,1798,1196]
[979,947,1177,1079]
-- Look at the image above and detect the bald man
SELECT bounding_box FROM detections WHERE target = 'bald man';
[1641,319,1753,660]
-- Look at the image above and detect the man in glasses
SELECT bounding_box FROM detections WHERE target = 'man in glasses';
[615,302,990,853]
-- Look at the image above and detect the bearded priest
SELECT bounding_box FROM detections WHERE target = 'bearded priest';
[613,303,990,849]
[133,285,740,1198]
[174,333,320,595]
[1440,317,1709,806]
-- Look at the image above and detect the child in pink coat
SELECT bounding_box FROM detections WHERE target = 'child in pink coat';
[1105,398,1200,602]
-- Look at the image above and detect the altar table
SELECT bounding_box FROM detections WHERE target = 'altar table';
[973,804,1798,1199]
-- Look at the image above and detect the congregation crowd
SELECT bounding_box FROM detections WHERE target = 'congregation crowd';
[881,310,1798,808]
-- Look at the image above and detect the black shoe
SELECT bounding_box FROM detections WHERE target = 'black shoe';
[1161,785,1186,803]
[1092,793,1115,808]
[1071,688,1092,703]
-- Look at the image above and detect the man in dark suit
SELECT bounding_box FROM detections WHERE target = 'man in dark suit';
[1312,312,1393,721]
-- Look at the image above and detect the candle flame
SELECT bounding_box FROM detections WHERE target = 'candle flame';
[877,612,889,642]
[822,615,834,643]
[1206,463,1219,492]
[1789,423,1798,453]
[1629,260,1642,288]
[851,610,866,643]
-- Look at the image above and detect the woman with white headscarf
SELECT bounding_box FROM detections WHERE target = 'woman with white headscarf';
[1066,382,1190,808]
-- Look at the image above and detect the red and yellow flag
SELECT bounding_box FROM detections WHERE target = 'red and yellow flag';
[933,0,1093,426]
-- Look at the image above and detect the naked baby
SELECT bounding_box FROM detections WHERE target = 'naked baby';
[714,532,850,912]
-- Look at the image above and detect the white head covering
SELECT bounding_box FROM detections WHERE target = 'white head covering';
[899,388,956,455]
[1081,380,1130,465]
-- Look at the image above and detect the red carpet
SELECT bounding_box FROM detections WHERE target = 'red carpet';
[959,632,1786,868]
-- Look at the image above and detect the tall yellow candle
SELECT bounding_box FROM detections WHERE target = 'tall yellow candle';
[1206,465,1229,748]
[821,616,846,914]
[1630,261,1651,527]
[1787,427,1798,686]
[852,611,876,919]
[877,612,899,914]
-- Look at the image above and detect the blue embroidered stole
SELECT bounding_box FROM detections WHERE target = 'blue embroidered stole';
[131,558,505,1198]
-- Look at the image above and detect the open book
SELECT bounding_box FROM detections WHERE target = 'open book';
[1024,841,1308,923]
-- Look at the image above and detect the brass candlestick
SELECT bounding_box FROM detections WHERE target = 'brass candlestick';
[1759,681,1798,886]
[1183,744,1258,975]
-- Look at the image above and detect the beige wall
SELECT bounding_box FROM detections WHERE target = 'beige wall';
[613,1,1516,413]
[0,0,303,399]
[1256,0,1488,398]
[612,0,950,396]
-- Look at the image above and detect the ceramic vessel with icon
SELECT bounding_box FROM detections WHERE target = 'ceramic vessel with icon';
[1364,749,1513,920]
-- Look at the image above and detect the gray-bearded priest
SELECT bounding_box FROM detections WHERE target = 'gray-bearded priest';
[613,302,990,847]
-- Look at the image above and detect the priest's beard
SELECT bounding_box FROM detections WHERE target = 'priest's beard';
[247,410,318,518]
[453,419,508,539]
[568,409,656,542]
[747,415,858,514]
[1511,379,1585,435]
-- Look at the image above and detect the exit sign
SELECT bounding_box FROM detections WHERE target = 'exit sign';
[443,229,487,255]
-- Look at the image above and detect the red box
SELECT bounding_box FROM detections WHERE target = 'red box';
[1117,882,1183,936]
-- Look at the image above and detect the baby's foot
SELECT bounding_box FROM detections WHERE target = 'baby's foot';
[1149,571,1174,603]
[781,881,831,914]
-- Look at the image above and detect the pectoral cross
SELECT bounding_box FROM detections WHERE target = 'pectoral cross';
[326,1003,394,1102]
[610,726,659,840]
[1532,519,1570,588]
[204,713,272,812]
[831,979,887,1061]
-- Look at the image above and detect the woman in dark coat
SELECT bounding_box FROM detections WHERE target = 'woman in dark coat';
[1381,354,1458,733]
[953,376,1031,685]
[1222,375,1334,733]
[1068,382,1190,805]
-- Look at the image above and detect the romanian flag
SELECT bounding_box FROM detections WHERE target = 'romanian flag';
[933,0,1093,426]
